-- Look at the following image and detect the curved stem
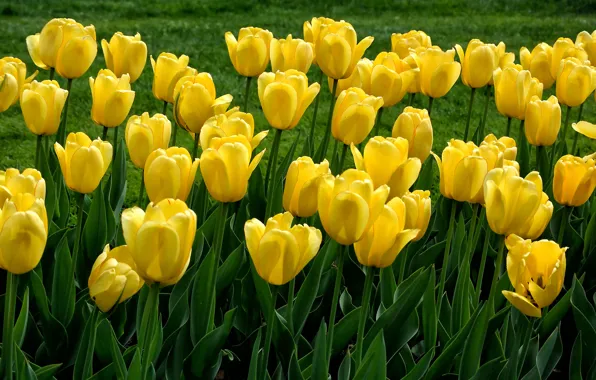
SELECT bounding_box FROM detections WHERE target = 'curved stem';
[318,79,338,161]
[427,96,434,116]
[354,266,375,368]
[57,78,73,146]
[261,286,278,379]
[35,134,42,170]
[243,76,253,112]
[463,87,476,141]
[192,132,200,160]
[557,206,569,245]
[505,117,512,137]
[437,200,457,312]
[373,107,385,137]
[72,193,86,275]
[137,170,145,207]
[308,70,325,155]
[487,235,505,316]
[264,129,283,213]
[140,283,160,379]
[2,272,16,380]
[326,244,346,362]
[287,278,295,338]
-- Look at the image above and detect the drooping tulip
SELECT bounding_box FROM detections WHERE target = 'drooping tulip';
[199,108,268,152]
[151,52,197,104]
[416,46,461,98]
[402,190,432,241]
[392,106,433,161]
[101,32,148,83]
[20,80,68,136]
[225,27,273,77]
[576,30,596,66]
[0,168,46,207]
[493,66,543,120]
[556,57,595,108]
[455,39,504,88]
[89,69,135,128]
[332,87,383,145]
[270,34,314,73]
[144,147,199,203]
[551,37,589,80]
[553,154,596,207]
[125,112,171,169]
[369,52,416,108]
[525,95,561,146]
[520,43,555,89]
[390,30,432,59]
[283,157,330,218]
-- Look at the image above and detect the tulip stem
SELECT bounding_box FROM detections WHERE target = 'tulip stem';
[337,143,349,174]
[467,204,480,258]
[463,87,476,141]
[102,126,108,141]
[354,266,375,369]
[560,105,571,150]
[505,117,512,137]
[487,235,505,316]
[477,85,492,143]
[309,70,325,155]
[192,132,200,160]
[49,67,55,81]
[2,272,16,380]
[56,78,73,146]
[427,96,434,116]
[287,278,295,338]
[437,200,457,313]
[374,107,385,137]
[72,193,86,278]
[138,170,145,207]
[475,223,491,304]
[261,286,278,379]
[35,134,42,170]
[570,103,584,154]
[557,206,569,245]
[408,93,415,107]
[326,243,346,362]
[317,79,338,162]
[536,146,543,174]
[113,126,120,161]
[139,283,160,379]
[264,129,283,208]
[243,76,253,112]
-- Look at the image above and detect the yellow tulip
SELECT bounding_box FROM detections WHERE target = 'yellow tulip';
[553,154,596,207]
[484,166,553,239]
[200,135,265,203]
[258,70,320,130]
[26,18,97,78]
[0,57,37,100]
[0,168,46,208]
[125,112,171,169]
[0,193,47,274]
[403,50,423,93]
[122,198,197,285]
[88,244,144,312]
[144,147,199,203]
[330,58,372,96]
[525,95,561,146]
[271,34,314,73]
[392,106,433,161]
[318,169,389,245]
[225,27,273,77]
[0,70,18,112]
[493,66,543,120]
[520,43,555,89]
[573,120,596,139]
[315,21,374,80]
[416,46,461,98]
[351,137,421,199]
[101,32,147,83]
[551,37,589,80]
[480,134,518,163]
[283,157,330,218]
[502,234,566,318]
[402,190,431,241]
[332,87,383,145]
[199,108,268,152]
[456,40,508,88]
[20,80,68,136]
[369,52,416,107]
[244,212,322,285]
[173,73,233,134]
[303,17,337,54]
[556,57,595,108]
[150,52,197,104]
[576,30,596,66]
[89,69,135,128]
[390,30,432,59]
[54,132,112,194]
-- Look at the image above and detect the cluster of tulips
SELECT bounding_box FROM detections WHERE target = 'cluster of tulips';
[0,14,596,380]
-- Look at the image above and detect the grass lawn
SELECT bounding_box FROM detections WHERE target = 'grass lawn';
[1,0,595,207]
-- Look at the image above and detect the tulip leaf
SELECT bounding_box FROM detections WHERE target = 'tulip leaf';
[459,303,490,380]
[15,344,37,380]
[311,320,328,380]
[535,326,563,378]
[105,319,127,380]
[353,330,386,380]
[337,352,352,380]
[102,175,117,244]
[39,149,57,222]
[414,157,434,191]
[74,305,99,380]
[190,245,217,345]
[385,308,419,358]
[53,174,70,228]
[216,243,246,297]
[288,349,305,380]
[408,240,446,274]
[34,363,63,380]
[469,358,507,380]
[340,288,356,315]
[14,287,29,348]
[539,278,575,338]
[83,184,108,260]
[109,138,127,211]
[332,306,361,356]
[571,279,596,359]
[28,270,68,351]
[269,130,302,214]
[402,347,435,380]
[51,234,75,327]
[248,164,266,222]
[247,328,262,380]
[127,348,142,380]
[379,266,396,308]
[569,333,582,380]
[451,245,471,332]
[422,265,437,352]
[518,124,530,177]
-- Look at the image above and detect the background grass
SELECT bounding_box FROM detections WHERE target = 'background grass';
[1,0,595,207]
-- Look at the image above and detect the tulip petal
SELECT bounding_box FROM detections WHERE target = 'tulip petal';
[502,290,541,318]
[145,156,182,203]
[0,211,46,274]
[388,158,422,199]
[572,121,596,139]
[26,34,49,70]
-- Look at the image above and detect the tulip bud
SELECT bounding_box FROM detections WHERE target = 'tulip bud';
[556,57,595,108]
[318,169,390,245]
[26,18,97,78]
[493,66,543,120]
[392,106,433,161]
[88,245,144,312]
[0,71,18,112]
[351,137,421,199]
[225,27,273,78]
[484,166,553,239]
[520,43,555,89]
[391,30,432,59]
[576,30,596,66]
[0,57,37,101]
[402,190,431,241]
[151,52,197,104]
[89,69,135,128]
[0,193,48,274]
[283,157,330,218]
[199,108,268,152]
[144,147,199,203]
[369,52,416,107]
[54,132,112,194]
[553,154,596,207]
[455,39,503,88]
[551,37,589,80]
[271,34,314,73]
[122,198,197,285]
[330,58,373,96]
[200,135,265,203]
[125,112,171,169]
[332,87,383,145]
[303,17,337,58]
[502,235,566,318]
[101,32,148,83]
[416,46,461,98]
[0,168,46,207]
[21,80,68,136]
[525,95,561,146]
[245,212,322,285]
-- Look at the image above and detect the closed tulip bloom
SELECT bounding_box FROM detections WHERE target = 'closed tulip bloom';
[20,80,68,136]
[125,112,171,169]
[553,155,596,207]
[484,166,553,239]
[245,212,322,285]
[551,37,589,80]
[151,53,197,104]
[303,17,337,54]
[0,168,46,207]
[576,30,596,66]
[0,57,37,100]
[520,43,555,89]
[369,52,416,107]
[0,193,48,274]
[225,27,273,77]
[403,50,423,93]
[417,47,461,98]
[525,95,561,146]
[351,137,421,198]
[573,120,596,139]
[89,69,135,128]
[88,244,143,312]
[494,66,543,120]
[318,169,389,245]
[0,70,18,112]
[173,73,233,134]
[392,106,433,161]
[283,157,331,218]
[26,18,97,78]
[502,235,566,318]
[271,34,314,73]
[556,57,595,108]
[144,147,199,203]
[480,134,518,162]
[258,70,320,130]
[330,58,373,96]
[54,132,112,194]
[200,135,265,203]
[332,87,383,145]
[122,198,197,285]
[456,40,505,88]
[402,190,431,241]
[391,30,432,59]
[101,32,147,83]
[199,108,268,152]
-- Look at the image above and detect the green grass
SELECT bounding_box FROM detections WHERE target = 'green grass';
[1,0,595,207]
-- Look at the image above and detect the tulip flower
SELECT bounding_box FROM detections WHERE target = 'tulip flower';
[332,87,383,145]
[551,37,589,80]
[576,30,596,66]
[283,157,331,218]
[391,30,432,59]
[520,43,555,89]
[89,69,135,128]
[480,134,518,163]
[351,137,421,198]
[402,190,432,241]
[151,52,197,104]
[318,169,389,245]
[0,69,18,113]
[369,52,416,108]
[493,66,543,120]
[303,17,337,57]
[553,154,596,207]
[331,58,373,96]
[502,235,566,318]
[101,32,147,83]
[403,50,424,94]
[0,168,46,207]
[245,212,322,285]
[392,106,433,161]
[525,95,561,146]
[199,108,268,152]
[125,112,171,169]
[20,80,68,136]
[225,27,273,78]
[455,39,504,89]
[54,132,112,194]
[270,34,314,73]
[122,198,197,285]
[88,244,144,312]
[556,57,595,108]
[416,46,461,99]
[0,57,37,99]
[573,120,596,139]
[258,70,320,130]
[144,147,199,203]
[26,18,97,79]
[484,166,553,239]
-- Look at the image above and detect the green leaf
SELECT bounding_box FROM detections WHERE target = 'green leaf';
[216,243,245,296]
[269,130,301,216]
[385,309,419,358]
[380,266,396,308]
[536,327,563,379]
[83,184,108,259]
[451,241,471,332]
[569,333,582,380]
[107,320,127,380]
[338,352,352,380]
[539,280,574,337]
[109,138,127,211]
[247,329,262,380]
[422,266,437,352]
[353,330,386,380]
[459,303,490,379]
[127,349,142,380]
[248,165,266,222]
[14,287,29,348]
[518,124,530,176]
[15,344,37,380]
[39,148,57,222]
[402,348,434,380]
[408,241,446,274]
[53,168,70,229]
[190,245,217,345]
[51,234,75,327]
[571,279,596,359]
[102,175,117,244]
[332,306,361,356]
[414,157,434,191]
[288,349,305,380]
[311,320,328,380]
[74,306,99,380]
[340,289,356,315]
[34,363,63,380]
[470,358,507,380]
